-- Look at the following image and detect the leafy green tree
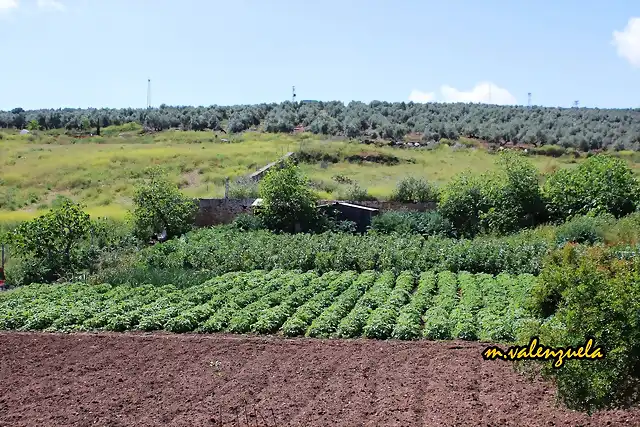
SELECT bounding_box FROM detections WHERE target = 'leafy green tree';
[438,173,488,238]
[26,119,40,131]
[131,167,199,242]
[12,111,26,129]
[440,153,546,236]
[256,160,319,233]
[80,116,91,131]
[9,199,91,283]
[543,154,640,221]
[479,152,546,234]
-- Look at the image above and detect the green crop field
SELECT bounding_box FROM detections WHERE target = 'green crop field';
[0,269,537,342]
[0,126,596,224]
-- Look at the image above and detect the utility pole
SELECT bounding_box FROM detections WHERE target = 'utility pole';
[147,78,151,109]
[292,86,296,103]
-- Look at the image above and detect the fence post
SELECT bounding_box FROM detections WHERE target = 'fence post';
[224,177,230,200]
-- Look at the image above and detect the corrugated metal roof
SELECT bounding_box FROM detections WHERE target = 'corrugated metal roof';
[336,201,379,211]
[318,201,378,211]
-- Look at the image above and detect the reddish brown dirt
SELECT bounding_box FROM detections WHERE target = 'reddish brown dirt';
[1,332,639,427]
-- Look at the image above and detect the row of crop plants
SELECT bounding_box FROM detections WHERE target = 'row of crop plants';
[0,270,537,342]
[135,228,550,276]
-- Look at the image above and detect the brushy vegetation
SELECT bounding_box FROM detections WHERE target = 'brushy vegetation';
[389,177,439,203]
[543,155,640,221]
[438,151,547,237]
[5,154,640,289]
[524,245,640,412]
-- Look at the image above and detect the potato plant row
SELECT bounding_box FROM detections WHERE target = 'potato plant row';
[138,228,549,277]
[0,270,538,342]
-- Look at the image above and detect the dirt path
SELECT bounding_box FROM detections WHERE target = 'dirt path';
[0,332,638,427]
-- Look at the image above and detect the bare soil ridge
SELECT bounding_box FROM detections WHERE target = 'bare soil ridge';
[1,332,639,427]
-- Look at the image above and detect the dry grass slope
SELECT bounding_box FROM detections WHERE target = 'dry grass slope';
[1,126,634,223]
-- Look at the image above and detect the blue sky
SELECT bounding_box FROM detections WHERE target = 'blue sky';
[1,0,639,110]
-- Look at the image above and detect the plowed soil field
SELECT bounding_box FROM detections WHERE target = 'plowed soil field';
[1,332,639,427]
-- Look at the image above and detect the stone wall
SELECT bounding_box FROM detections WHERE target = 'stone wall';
[248,152,295,182]
[194,198,437,227]
[194,198,256,227]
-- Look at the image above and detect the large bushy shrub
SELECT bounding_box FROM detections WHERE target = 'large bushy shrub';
[7,199,92,285]
[256,160,320,233]
[390,177,438,203]
[554,214,612,246]
[439,153,546,236]
[479,152,547,234]
[526,245,640,412]
[543,155,640,221]
[131,166,199,242]
[338,183,377,202]
[438,173,487,238]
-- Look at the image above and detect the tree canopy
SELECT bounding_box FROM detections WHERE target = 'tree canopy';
[3,101,640,151]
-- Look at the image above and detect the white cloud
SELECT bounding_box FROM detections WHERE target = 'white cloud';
[408,82,517,105]
[613,17,640,68]
[441,82,517,105]
[37,0,64,11]
[408,89,436,103]
[0,0,18,13]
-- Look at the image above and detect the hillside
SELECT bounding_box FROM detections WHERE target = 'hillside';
[0,127,592,222]
[3,101,640,151]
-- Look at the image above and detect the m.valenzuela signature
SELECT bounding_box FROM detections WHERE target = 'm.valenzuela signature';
[482,337,605,368]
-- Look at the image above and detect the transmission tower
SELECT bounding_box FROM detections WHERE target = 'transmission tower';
[147,78,151,109]
[527,92,532,107]
[292,86,296,103]
[573,100,579,108]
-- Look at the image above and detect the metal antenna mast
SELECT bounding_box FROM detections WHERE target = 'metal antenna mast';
[527,92,532,107]
[292,86,296,103]
[147,78,151,109]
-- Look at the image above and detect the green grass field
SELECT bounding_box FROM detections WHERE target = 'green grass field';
[0,126,628,223]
